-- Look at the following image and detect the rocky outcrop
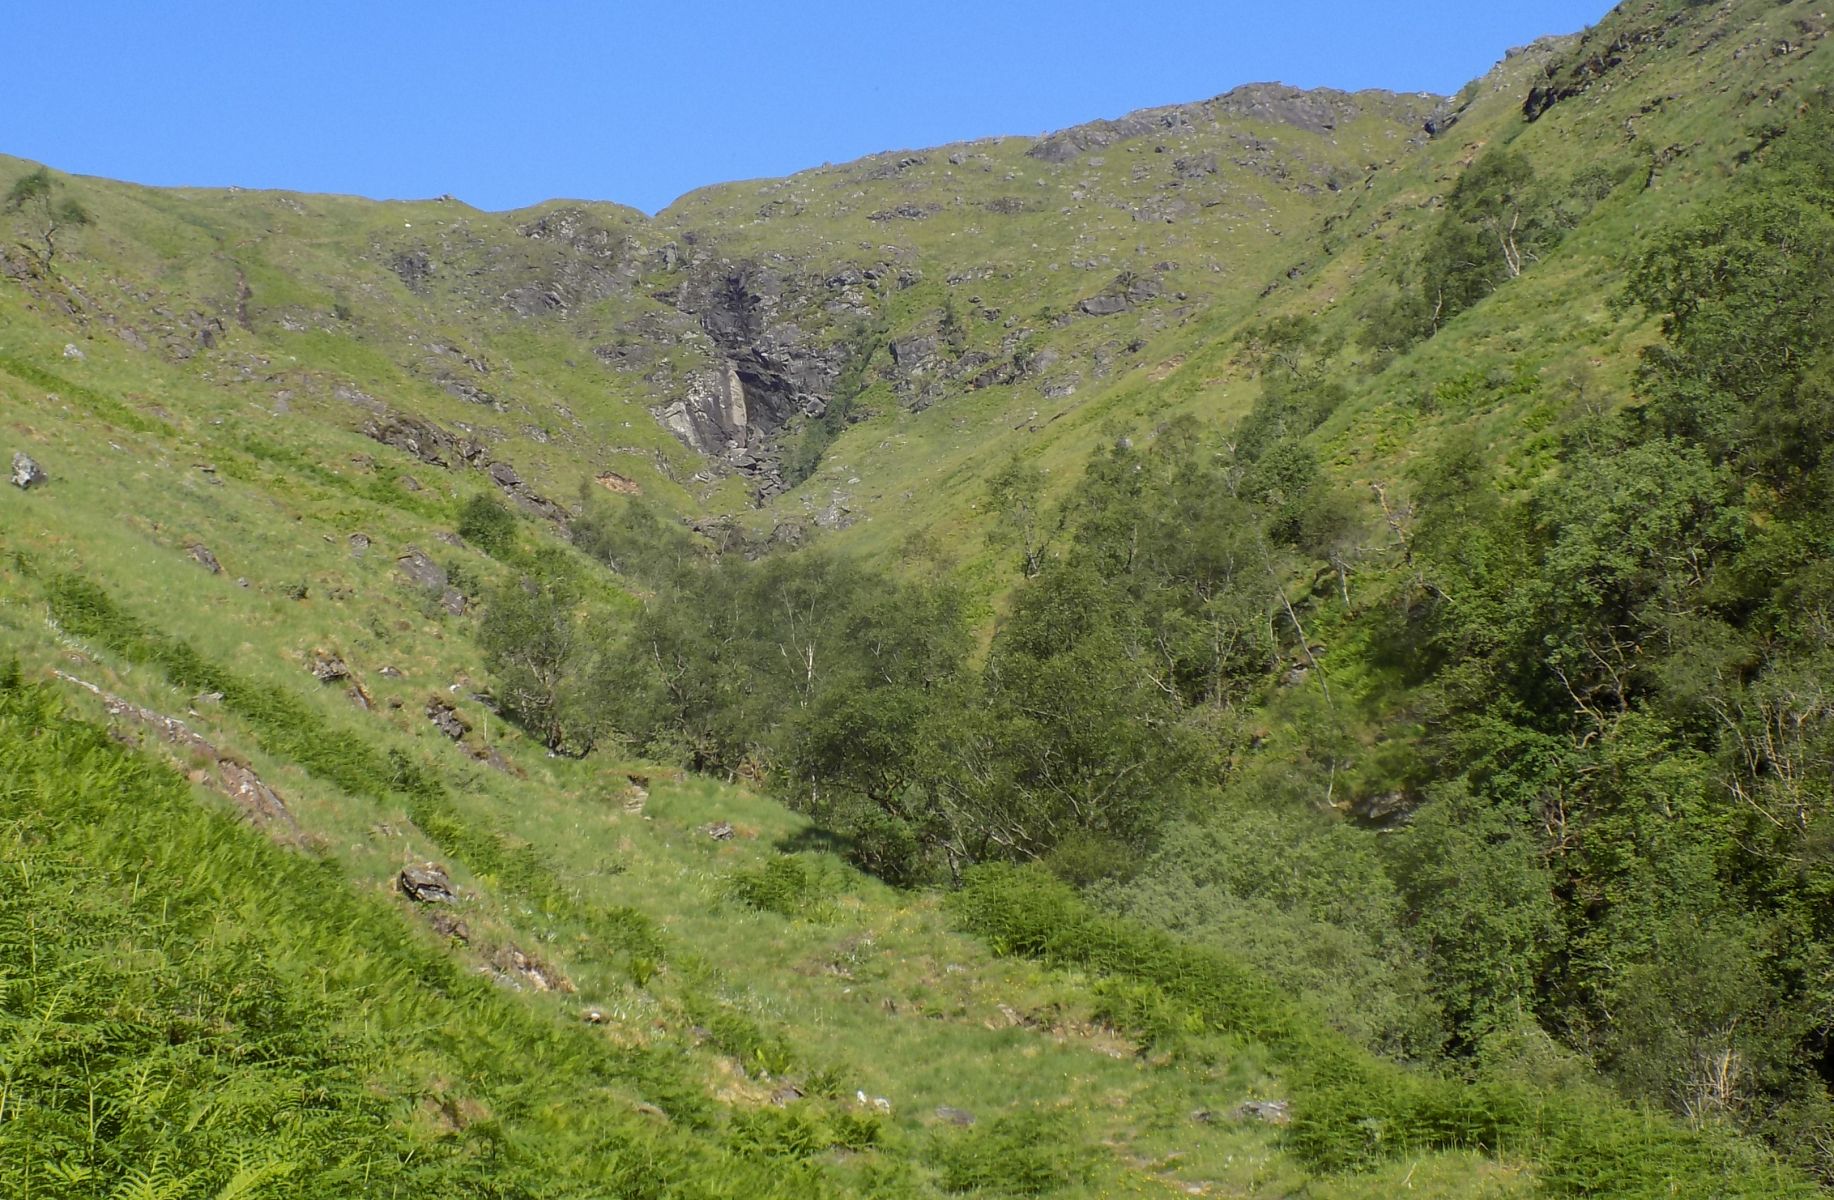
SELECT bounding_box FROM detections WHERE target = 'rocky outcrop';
[399,862,458,903]
[10,451,47,490]
[505,206,641,315]
[1522,20,1677,122]
[397,549,470,614]
[1078,272,1161,317]
[186,542,223,574]
[362,410,570,527]
[1029,83,1435,163]
[54,671,298,832]
[426,698,471,740]
[653,261,856,498]
[363,412,486,469]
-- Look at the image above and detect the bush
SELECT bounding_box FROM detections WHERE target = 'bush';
[726,855,836,921]
[930,1109,1097,1196]
[948,864,1813,1194]
[457,493,519,557]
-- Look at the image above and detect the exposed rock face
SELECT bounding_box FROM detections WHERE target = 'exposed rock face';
[390,548,468,614]
[389,249,434,292]
[363,412,485,468]
[1078,273,1161,317]
[1027,82,1396,163]
[54,671,297,832]
[1523,22,1671,122]
[506,206,640,315]
[399,862,458,904]
[647,262,856,498]
[10,451,47,489]
[361,409,569,526]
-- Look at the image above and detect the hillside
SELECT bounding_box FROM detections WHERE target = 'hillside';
[3,0,1834,1195]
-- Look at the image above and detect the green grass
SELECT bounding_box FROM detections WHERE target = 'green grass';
[1,2,1829,1194]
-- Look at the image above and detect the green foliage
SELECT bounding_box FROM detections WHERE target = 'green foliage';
[6,166,90,272]
[729,1105,883,1160]
[1103,799,1447,1060]
[1388,784,1562,1043]
[41,572,610,922]
[1362,148,1568,349]
[0,679,842,1199]
[949,864,1813,1195]
[457,493,520,557]
[726,855,837,921]
[930,1108,1097,1196]
[477,572,617,753]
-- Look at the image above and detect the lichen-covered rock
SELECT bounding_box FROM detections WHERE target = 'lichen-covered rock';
[399,863,457,904]
[11,452,47,490]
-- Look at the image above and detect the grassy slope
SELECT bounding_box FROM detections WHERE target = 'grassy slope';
[1,0,1829,1194]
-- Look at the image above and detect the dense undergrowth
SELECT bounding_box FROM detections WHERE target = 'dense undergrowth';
[952,864,1813,1197]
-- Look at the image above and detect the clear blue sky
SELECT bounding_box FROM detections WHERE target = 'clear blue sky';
[3,1,1616,214]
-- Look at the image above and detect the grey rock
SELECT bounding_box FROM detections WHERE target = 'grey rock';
[389,249,434,292]
[398,862,457,904]
[1078,293,1131,317]
[1230,1099,1291,1126]
[867,203,940,222]
[890,334,939,372]
[10,452,47,490]
[935,1106,977,1126]
[1174,153,1219,178]
[308,651,350,683]
[426,699,470,740]
[703,821,735,841]
[396,548,448,591]
[62,343,85,360]
[186,543,223,574]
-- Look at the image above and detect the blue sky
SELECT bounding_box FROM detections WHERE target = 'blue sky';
[3,1,1615,214]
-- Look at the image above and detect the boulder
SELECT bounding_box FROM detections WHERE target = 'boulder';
[308,651,350,683]
[398,862,457,904]
[396,548,447,591]
[186,542,223,574]
[426,698,470,740]
[935,1106,977,1126]
[10,452,47,490]
[1077,293,1131,317]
